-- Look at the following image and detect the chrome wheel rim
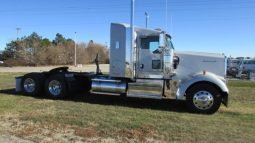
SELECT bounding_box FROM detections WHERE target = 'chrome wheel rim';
[48,80,62,96]
[23,78,35,93]
[193,90,214,110]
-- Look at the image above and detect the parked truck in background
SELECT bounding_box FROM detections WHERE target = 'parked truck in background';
[16,23,228,114]
[227,57,255,79]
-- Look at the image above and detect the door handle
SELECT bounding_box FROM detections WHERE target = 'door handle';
[140,64,144,69]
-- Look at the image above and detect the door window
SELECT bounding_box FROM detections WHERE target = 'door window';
[141,36,159,53]
[149,42,159,53]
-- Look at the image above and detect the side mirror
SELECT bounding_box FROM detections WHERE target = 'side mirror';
[159,33,165,48]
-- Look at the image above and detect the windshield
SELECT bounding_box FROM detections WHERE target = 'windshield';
[166,35,174,49]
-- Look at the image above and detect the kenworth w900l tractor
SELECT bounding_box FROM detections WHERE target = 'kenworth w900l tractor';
[16,23,228,114]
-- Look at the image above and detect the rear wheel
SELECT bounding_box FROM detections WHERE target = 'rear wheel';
[21,73,45,96]
[186,83,221,114]
[45,75,67,98]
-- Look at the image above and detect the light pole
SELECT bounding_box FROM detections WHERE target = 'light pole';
[145,12,149,28]
[16,28,21,40]
[165,0,168,31]
[74,32,77,66]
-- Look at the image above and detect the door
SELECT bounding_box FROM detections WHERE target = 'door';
[137,36,163,78]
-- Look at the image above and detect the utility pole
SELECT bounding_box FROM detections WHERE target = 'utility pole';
[16,28,21,40]
[145,12,149,28]
[74,32,77,66]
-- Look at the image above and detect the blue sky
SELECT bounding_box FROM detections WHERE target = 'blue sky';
[0,0,254,57]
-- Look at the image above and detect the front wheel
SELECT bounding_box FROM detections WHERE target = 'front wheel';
[186,83,221,114]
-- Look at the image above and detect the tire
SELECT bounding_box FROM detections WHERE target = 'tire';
[44,74,67,98]
[186,83,221,114]
[21,73,45,96]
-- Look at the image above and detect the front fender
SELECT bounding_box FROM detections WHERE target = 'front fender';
[176,72,229,102]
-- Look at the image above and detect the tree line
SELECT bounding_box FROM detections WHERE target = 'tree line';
[1,32,109,66]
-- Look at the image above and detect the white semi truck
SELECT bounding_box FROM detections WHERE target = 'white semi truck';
[16,23,228,114]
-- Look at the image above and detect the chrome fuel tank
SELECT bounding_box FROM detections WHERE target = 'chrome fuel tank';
[91,77,126,94]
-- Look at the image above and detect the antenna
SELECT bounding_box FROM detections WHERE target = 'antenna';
[165,0,168,31]
[170,15,173,35]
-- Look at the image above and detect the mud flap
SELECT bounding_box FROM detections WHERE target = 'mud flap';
[15,76,23,92]
[222,93,228,107]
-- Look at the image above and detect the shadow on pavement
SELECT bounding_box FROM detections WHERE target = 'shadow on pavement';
[0,88,188,113]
